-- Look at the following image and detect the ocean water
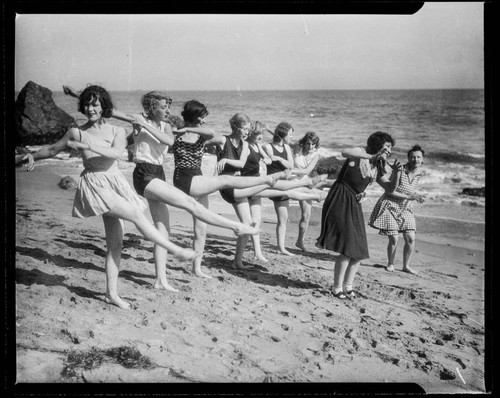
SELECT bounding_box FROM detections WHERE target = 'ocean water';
[51,89,485,208]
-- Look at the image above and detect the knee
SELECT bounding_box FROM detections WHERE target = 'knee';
[252,215,262,226]
[388,235,399,246]
[183,196,200,211]
[220,175,232,187]
[405,234,416,246]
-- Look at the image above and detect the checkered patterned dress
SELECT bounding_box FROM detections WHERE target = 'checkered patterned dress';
[368,164,423,236]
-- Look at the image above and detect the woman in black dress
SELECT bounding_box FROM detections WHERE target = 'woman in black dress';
[317,131,401,299]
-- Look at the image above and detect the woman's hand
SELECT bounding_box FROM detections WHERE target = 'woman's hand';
[215,158,228,174]
[128,115,147,136]
[23,153,35,172]
[389,158,404,172]
[410,192,426,203]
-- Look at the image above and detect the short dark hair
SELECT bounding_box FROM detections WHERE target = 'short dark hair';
[366,131,395,155]
[181,100,209,124]
[78,85,114,118]
[408,144,425,158]
[273,122,293,143]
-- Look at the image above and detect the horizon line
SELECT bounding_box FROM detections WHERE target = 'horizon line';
[15,87,485,93]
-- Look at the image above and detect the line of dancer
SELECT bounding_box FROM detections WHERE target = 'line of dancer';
[23,84,427,308]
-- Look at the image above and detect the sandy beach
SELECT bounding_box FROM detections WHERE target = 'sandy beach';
[13,153,486,393]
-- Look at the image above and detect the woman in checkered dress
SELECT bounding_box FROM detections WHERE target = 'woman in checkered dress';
[369,145,426,275]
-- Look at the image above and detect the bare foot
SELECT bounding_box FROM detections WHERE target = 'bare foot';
[312,188,328,202]
[386,264,395,272]
[105,295,131,310]
[295,241,307,252]
[269,170,291,186]
[253,254,269,263]
[403,267,418,275]
[277,248,295,256]
[153,279,180,292]
[234,222,260,236]
[311,174,328,188]
[193,267,214,279]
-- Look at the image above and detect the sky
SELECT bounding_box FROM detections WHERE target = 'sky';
[14,3,484,92]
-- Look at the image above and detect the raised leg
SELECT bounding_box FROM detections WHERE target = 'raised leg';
[143,179,258,236]
[105,198,195,261]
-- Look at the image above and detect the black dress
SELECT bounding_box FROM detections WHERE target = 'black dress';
[316,156,377,260]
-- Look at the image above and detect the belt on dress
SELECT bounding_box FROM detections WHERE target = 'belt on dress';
[336,180,366,203]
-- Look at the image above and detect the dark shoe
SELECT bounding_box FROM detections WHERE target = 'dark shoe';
[345,290,357,299]
[333,291,349,300]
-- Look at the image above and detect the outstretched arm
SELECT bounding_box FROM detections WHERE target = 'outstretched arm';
[62,85,80,99]
[111,110,174,146]
[15,153,35,171]
[293,152,321,176]
[175,126,215,140]
[67,126,128,160]
[28,128,79,170]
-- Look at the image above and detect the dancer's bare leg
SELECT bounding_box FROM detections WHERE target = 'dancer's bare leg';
[105,200,195,261]
[248,197,268,262]
[102,215,130,309]
[295,199,312,252]
[273,199,294,256]
[231,199,254,269]
[402,230,418,275]
[189,173,284,198]
[148,199,179,291]
[254,187,327,202]
[143,179,258,236]
[191,195,213,279]
[386,234,399,272]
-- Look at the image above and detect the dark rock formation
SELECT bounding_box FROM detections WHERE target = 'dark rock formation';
[314,156,344,178]
[15,81,75,146]
[461,187,485,197]
[58,176,78,190]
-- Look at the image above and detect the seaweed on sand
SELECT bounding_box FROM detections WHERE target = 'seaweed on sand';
[61,346,154,379]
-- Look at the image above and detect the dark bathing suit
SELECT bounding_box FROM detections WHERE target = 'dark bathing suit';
[172,135,206,195]
[266,144,289,202]
[216,136,243,204]
[133,163,166,197]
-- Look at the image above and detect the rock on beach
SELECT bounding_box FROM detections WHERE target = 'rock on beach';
[15,81,75,147]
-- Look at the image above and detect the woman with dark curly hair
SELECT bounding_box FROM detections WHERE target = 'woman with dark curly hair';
[28,85,195,309]
[316,131,401,300]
